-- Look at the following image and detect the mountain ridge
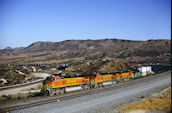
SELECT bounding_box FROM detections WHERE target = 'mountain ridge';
[1,38,170,50]
[0,38,170,64]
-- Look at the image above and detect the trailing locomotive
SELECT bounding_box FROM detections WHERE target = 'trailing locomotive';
[41,70,143,96]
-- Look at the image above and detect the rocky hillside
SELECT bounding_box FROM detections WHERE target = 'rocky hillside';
[63,59,138,75]
[0,38,171,86]
[0,65,41,87]
[0,39,171,64]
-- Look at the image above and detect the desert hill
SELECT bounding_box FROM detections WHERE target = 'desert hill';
[0,38,171,86]
[0,38,171,64]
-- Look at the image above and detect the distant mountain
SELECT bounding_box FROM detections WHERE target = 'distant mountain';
[4,46,13,50]
[0,38,171,64]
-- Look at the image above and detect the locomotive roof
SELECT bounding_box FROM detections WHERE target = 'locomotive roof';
[51,74,89,78]
[63,75,89,78]
[49,71,132,78]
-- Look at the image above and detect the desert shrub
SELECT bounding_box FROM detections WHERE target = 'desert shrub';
[17,93,28,99]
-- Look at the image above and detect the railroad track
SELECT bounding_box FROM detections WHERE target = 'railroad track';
[0,79,44,97]
[0,79,44,91]
[0,71,170,113]
[0,63,68,67]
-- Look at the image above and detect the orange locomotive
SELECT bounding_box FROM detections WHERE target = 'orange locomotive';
[42,74,90,95]
[41,71,133,96]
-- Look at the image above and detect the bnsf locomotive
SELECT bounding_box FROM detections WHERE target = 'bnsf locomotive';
[41,70,143,96]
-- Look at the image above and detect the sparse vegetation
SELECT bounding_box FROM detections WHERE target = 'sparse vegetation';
[0,65,42,87]
[0,92,40,103]
[0,39,170,64]
[63,59,137,75]
[114,87,171,113]
[0,39,170,86]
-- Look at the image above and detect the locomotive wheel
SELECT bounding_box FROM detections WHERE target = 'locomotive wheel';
[47,87,54,96]
[98,83,103,87]
[112,80,117,84]
[59,89,65,94]
[49,91,53,96]
[40,90,44,96]
[94,84,98,88]
[45,90,50,96]
[81,85,85,90]
[84,85,90,90]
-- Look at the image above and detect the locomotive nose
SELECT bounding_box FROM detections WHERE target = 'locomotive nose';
[42,80,48,91]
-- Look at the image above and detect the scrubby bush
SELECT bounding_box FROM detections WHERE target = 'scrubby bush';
[17,93,28,99]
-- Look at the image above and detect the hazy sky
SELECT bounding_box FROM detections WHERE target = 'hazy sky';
[0,0,171,48]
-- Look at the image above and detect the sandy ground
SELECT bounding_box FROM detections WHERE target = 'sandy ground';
[0,72,50,96]
[0,79,43,96]
[126,110,165,113]
[10,71,171,113]
[31,72,51,79]
[115,87,171,113]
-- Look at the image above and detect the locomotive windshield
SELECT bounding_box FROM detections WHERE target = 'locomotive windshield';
[46,77,55,82]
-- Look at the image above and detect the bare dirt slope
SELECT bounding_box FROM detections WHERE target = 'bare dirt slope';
[0,65,42,87]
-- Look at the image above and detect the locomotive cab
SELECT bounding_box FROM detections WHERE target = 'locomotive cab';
[42,74,61,95]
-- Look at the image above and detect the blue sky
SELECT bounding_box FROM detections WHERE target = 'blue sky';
[0,0,171,48]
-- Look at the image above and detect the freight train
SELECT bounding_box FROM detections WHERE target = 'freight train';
[41,66,154,96]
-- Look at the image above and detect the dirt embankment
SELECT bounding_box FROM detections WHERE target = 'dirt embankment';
[115,87,171,113]
[63,59,137,75]
[0,65,42,87]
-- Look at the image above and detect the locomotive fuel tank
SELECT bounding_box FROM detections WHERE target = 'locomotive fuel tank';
[65,86,82,92]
